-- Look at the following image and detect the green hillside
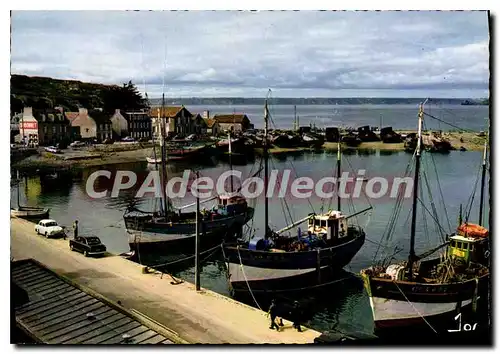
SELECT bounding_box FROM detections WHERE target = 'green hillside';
[10,74,147,116]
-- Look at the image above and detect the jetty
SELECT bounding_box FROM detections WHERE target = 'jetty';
[11,217,321,344]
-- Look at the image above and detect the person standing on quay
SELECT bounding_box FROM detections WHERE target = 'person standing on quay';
[290,301,303,332]
[73,220,79,238]
[268,299,280,331]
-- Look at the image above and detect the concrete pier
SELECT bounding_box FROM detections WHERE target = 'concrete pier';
[11,217,321,344]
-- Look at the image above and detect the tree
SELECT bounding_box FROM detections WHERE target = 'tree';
[102,81,148,113]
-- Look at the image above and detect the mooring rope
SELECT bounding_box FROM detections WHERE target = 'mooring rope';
[146,242,223,269]
[392,280,438,334]
[236,246,263,311]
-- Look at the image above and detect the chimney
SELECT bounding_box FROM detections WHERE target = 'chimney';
[78,107,88,115]
[203,110,210,119]
[23,107,33,117]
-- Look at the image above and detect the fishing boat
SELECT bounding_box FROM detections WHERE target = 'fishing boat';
[146,156,162,164]
[125,95,254,252]
[11,172,50,220]
[223,97,371,293]
[301,132,324,148]
[166,143,208,161]
[360,102,490,334]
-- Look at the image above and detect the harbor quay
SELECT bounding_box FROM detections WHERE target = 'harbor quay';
[10,217,321,344]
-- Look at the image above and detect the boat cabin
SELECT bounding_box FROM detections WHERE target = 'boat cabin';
[448,223,489,265]
[217,194,248,215]
[448,234,489,265]
[307,210,348,241]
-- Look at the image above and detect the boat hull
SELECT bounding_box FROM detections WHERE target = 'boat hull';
[146,157,161,164]
[128,227,233,255]
[224,233,365,291]
[10,207,50,220]
[225,232,365,270]
[124,207,254,235]
[227,264,350,293]
[361,268,490,334]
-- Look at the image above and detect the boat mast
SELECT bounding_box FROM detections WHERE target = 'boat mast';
[408,101,425,281]
[294,105,297,132]
[160,93,169,218]
[228,132,234,193]
[195,170,201,291]
[337,136,341,211]
[478,119,488,226]
[264,99,269,238]
[16,170,20,208]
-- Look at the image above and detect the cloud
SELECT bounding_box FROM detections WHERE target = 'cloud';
[10,10,490,97]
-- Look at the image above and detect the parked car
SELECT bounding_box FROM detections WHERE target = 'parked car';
[44,146,62,154]
[69,236,107,257]
[70,141,86,148]
[186,134,197,141]
[35,219,65,238]
[103,138,114,144]
[121,136,135,142]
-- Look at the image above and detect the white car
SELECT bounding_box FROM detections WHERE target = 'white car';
[35,219,65,238]
[45,146,62,154]
[70,141,85,148]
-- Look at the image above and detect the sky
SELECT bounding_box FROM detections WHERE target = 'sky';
[10,10,490,98]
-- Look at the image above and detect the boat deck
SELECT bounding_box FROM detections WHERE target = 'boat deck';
[11,217,321,344]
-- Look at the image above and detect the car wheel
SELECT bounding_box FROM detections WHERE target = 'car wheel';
[45,232,48,238]
[84,250,88,257]
[70,244,74,251]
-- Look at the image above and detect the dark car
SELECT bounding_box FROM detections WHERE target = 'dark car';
[69,236,107,257]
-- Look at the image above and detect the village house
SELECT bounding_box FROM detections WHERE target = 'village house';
[109,109,129,139]
[201,110,219,136]
[67,108,112,142]
[150,106,196,139]
[213,113,252,133]
[16,107,71,146]
[191,113,207,135]
[123,109,152,140]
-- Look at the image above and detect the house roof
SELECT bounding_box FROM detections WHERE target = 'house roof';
[12,259,174,345]
[213,114,248,124]
[32,109,67,123]
[204,118,217,128]
[150,106,191,118]
[66,112,79,123]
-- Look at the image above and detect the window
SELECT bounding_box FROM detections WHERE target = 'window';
[52,126,56,133]
[457,242,463,249]
[463,243,469,250]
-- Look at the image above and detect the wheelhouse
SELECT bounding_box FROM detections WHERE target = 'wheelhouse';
[217,194,248,214]
[448,234,489,265]
[307,210,348,241]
